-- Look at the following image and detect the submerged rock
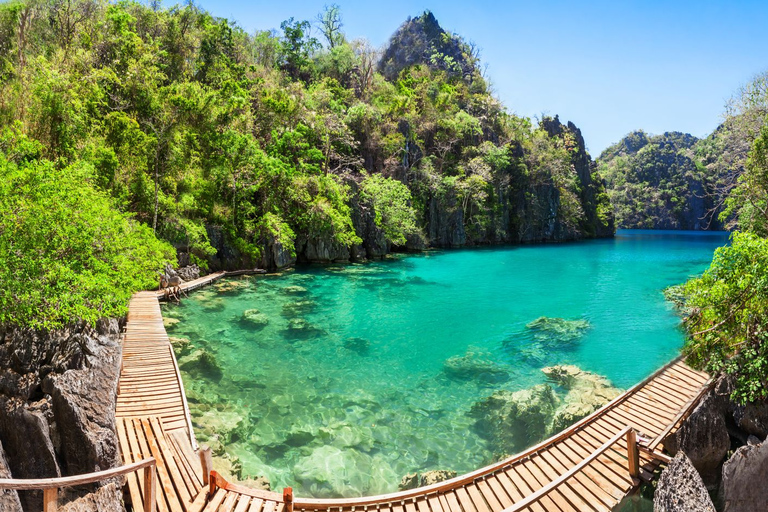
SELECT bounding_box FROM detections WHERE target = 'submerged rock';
[654,452,715,512]
[420,470,457,486]
[169,336,192,356]
[163,317,180,328]
[542,365,621,432]
[398,469,457,491]
[241,309,270,329]
[525,317,590,344]
[285,319,323,338]
[343,337,371,356]
[179,350,223,381]
[399,473,419,491]
[442,349,511,384]
[283,285,309,296]
[239,475,271,491]
[281,300,317,317]
[469,384,557,453]
[292,445,374,498]
[215,280,248,294]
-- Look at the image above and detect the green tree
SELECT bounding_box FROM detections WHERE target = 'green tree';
[360,173,419,246]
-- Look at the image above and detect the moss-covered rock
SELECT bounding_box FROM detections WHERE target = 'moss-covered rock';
[179,349,223,381]
[525,317,590,344]
[469,384,558,453]
[241,309,270,329]
[543,365,621,433]
[281,300,317,317]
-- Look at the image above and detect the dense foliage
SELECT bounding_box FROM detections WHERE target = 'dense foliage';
[0,125,175,328]
[598,131,725,230]
[0,2,612,272]
[678,72,768,404]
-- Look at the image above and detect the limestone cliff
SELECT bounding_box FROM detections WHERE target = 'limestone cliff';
[0,320,124,511]
[598,130,724,230]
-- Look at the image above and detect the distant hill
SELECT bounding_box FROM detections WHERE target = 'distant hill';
[598,131,724,230]
[378,11,478,81]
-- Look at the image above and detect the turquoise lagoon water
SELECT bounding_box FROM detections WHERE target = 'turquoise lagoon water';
[163,230,729,498]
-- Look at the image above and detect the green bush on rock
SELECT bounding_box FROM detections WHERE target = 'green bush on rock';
[682,231,768,404]
[0,129,175,328]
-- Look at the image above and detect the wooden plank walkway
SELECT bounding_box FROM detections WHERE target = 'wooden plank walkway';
[116,271,712,512]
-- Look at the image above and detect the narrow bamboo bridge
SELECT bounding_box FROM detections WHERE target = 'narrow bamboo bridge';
[111,273,711,512]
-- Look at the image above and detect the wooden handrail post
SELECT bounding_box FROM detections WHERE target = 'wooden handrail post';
[144,464,157,512]
[209,470,221,500]
[627,429,640,484]
[283,487,294,512]
[199,445,212,486]
[43,487,57,512]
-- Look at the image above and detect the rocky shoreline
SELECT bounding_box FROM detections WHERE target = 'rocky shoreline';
[652,375,768,512]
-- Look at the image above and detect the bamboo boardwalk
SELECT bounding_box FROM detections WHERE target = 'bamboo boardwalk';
[116,272,712,512]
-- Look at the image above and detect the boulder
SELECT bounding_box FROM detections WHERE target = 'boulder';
[654,452,715,512]
[0,397,60,510]
[176,265,201,281]
[470,384,558,453]
[0,441,22,512]
[732,399,768,440]
[0,322,123,511]
[664,394,729,487]
[721,438,768,512]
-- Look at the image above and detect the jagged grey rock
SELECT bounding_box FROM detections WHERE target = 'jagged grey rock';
[0,322,123,511]
[45,332,122,475]
[654,452,715,512]
[721,438,768,512]
[664,393,729,486]
[59,482,125,512]
[0,441,22,512]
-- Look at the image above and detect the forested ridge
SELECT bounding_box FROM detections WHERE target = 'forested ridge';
[0,3,614,326]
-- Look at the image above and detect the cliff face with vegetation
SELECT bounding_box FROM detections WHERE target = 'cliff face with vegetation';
[0,4,613,274]
[598,131,724,230]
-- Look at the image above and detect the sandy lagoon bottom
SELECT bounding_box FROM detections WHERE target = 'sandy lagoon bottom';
[163,230,728,498]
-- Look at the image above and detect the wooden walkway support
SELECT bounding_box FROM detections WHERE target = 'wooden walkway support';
[117,272,712,512]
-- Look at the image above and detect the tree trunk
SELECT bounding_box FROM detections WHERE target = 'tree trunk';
[153,152,159,234]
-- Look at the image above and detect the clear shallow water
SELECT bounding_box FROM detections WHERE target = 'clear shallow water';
[163,230,728,498]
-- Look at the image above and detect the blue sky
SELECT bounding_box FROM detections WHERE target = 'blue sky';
[191,0,768,155]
